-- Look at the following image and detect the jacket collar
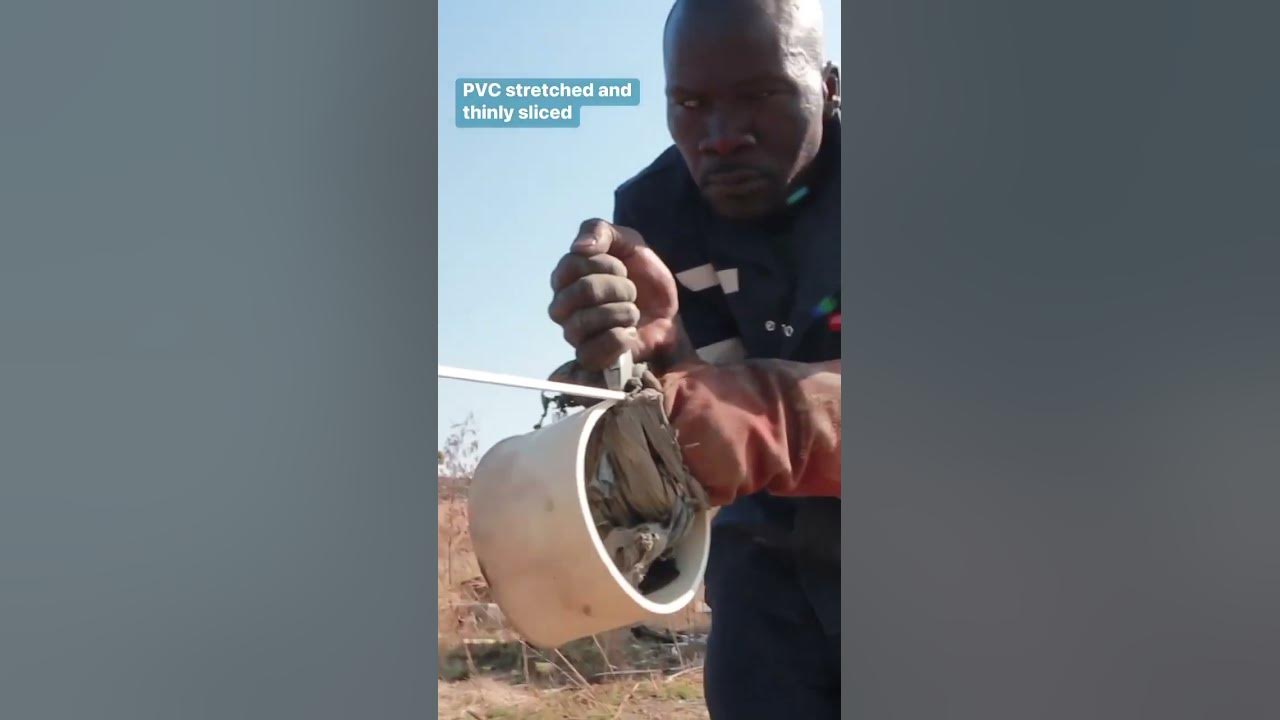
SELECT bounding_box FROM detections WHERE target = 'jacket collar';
[697,114,842,357]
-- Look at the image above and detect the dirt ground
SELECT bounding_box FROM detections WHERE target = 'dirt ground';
[438,672,708,720]
[438,497,712,720]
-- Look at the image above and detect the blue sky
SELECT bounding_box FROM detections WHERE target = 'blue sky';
[437,0,842,458]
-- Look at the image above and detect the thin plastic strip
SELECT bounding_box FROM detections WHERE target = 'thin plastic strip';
[438,365,627,402]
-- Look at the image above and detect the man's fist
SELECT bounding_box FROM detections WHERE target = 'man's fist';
[548,219,692,372]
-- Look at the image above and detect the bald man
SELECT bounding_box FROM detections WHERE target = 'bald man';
[548,1,842,716]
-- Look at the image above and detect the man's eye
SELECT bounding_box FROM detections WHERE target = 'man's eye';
[677,98,701,109]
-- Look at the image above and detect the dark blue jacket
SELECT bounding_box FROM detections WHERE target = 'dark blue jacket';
[611,117,841,634]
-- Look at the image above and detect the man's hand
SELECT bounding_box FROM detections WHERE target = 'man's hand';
[548,219,694,372]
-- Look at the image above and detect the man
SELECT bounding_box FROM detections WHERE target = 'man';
[548,0,841,716]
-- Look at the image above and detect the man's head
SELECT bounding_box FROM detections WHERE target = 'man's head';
[664,0,839,220]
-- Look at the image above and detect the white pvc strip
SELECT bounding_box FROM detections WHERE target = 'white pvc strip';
[438,365,627,401]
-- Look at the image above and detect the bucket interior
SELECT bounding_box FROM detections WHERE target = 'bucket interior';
[575,402,710,613]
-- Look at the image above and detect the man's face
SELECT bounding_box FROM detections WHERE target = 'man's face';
[665,13,829,220]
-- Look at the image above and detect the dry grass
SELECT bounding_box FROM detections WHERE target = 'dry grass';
[437,491,711,720]
[438,672,709,720]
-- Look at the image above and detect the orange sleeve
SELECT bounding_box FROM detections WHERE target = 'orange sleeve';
[659,359,841,506]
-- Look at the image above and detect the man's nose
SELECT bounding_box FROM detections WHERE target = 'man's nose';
[697,114,757,156]
[699,133,757,155]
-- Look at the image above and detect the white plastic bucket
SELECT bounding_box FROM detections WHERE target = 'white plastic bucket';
[466,400,711,649]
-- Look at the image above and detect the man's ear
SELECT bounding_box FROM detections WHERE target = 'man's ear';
[822,61,841,117]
